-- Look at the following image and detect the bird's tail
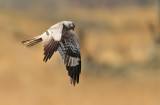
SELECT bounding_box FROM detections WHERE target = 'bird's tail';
[21,36,42,47]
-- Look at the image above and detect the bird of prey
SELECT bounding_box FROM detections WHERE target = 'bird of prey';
[22,21,81,86]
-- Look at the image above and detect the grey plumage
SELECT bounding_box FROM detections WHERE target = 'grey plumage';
[58,31,81,85]
[21,21,81,86]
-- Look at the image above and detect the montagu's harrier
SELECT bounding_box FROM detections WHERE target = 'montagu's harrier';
[22,21,81,86]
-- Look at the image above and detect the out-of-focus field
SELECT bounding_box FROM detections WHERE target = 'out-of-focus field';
[1,6,160,105]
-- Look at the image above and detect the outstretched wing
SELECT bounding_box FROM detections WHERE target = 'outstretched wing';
[42,25,63,62]
[58,31,81,86]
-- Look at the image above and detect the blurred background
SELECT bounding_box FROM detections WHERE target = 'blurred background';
[0,0,160,105]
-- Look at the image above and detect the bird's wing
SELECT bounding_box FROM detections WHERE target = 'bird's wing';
[42,25,63,62]
[58,31,81,86]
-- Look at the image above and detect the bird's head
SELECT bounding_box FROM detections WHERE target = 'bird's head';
[62,21,75,31]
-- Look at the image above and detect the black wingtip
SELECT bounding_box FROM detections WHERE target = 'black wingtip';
[70,78,76,86]
[67,65,81,86]
[43,59,47,63]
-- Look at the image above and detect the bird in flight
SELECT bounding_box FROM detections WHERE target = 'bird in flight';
[22,21,81,86]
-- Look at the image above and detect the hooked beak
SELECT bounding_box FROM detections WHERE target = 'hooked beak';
[71,27,74,31]
[70,23,75,31]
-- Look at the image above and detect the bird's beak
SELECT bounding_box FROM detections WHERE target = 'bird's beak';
[71,24,75,31]
[71,27,74,31]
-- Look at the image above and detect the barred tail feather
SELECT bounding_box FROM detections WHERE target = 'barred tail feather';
[21,36,42,47]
